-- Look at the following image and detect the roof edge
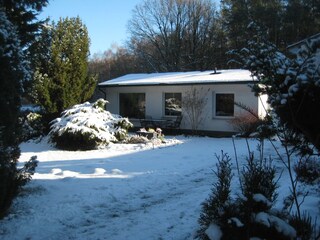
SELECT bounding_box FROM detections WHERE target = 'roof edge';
[98,80,255,88]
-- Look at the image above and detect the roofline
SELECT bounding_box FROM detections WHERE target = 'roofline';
[287,32,320,49]
[98,80,255,88]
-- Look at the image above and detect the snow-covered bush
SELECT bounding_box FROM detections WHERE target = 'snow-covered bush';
[198,153,297,240]
[20,112,44,141]
[241,154,278,205]
[233,23,320,153]
[49,99,133,150]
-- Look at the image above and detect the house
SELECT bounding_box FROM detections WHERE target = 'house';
[98,69,268,136]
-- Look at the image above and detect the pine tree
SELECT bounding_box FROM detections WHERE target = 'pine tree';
[235,25,320,153]
[221,0,284,52]
[32,17,97,120]
[0,0,46,217]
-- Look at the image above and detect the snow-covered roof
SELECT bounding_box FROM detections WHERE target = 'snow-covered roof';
[287,32,320,54]
[99,69,255,87]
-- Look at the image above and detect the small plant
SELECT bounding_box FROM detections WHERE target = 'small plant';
[182,86,209,134]
[148,128,155,133]
[198,151,235,240]
[16,156,38,186]
[230,113,260,137]
[114,118,134,141]
[289,212,314,240]
[199,152,297,240]
[241,154,278,204]
[126,135,149,144]
[20,112,44,141]
[294,157,320,184]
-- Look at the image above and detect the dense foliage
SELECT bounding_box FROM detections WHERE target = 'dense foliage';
[294,157,320,184]
[198,153,298,240]
[234,25,320,153]
[49,99,133,150]
[31,17,97,121]
[0,0,47,218]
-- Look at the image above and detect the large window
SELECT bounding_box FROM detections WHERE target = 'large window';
[215,93,234,117]
[119,93,145,118]
[164,92,182,116]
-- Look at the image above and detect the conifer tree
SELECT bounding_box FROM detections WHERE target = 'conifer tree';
[0,0,47,218]
[32,17,97,120]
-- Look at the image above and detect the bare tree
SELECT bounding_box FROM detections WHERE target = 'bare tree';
[128,0,220,72]
[182,86,210,134]
[89,45,141,83]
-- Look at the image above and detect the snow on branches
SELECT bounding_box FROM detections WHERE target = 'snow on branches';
[233,24,320,153]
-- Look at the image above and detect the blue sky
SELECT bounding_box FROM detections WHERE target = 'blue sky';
[39,0,142,56]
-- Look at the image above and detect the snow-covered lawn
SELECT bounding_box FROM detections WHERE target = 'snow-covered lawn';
[0,136,319,240]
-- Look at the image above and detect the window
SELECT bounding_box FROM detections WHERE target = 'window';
[119,93,145,118]
[164,92,182,116]
[215,93,234,117]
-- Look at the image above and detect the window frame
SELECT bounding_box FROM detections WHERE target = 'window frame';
[213,92,235,118]
[119,92,146,119]
[163,92,182,117]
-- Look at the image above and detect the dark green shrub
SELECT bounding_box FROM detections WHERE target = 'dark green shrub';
[294,157,320,184]
[289,212,313,240]
[199,153,296,240]
[0,155,38,218]
[241,154,278,204]
[198,151,236,240]
[50,129,104,151]
[20,112,44,141]
[114,118,134,141]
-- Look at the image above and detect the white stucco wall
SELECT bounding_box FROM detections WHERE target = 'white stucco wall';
[103,83,260,133]
[258,94,269,118]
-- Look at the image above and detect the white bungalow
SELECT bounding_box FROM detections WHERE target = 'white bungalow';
[98,69,268,136]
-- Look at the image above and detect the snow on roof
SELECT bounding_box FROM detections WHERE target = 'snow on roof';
[99,69,255,87]
[287,32,320,51]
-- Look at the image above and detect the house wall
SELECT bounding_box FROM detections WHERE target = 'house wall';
[103,84,260,133]
[258,94,269,118]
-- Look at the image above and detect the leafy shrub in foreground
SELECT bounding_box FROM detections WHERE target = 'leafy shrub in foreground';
[49,99,133,150]
[0,155,38,218]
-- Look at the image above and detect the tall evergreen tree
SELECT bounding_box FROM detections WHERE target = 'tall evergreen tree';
[32,17,97,119]
[220,0,320,53]
[0,0,47,48]
[283,0,320,46]
[221,0,284,51]
[235,26,320,153]
[0,0,47,218]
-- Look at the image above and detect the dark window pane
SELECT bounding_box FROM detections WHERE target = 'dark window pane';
[119,93,145,118]
[165,93,182,116]
[216,93,234,117]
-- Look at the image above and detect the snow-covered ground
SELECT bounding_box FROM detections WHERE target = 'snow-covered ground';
[0,136,319,240]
